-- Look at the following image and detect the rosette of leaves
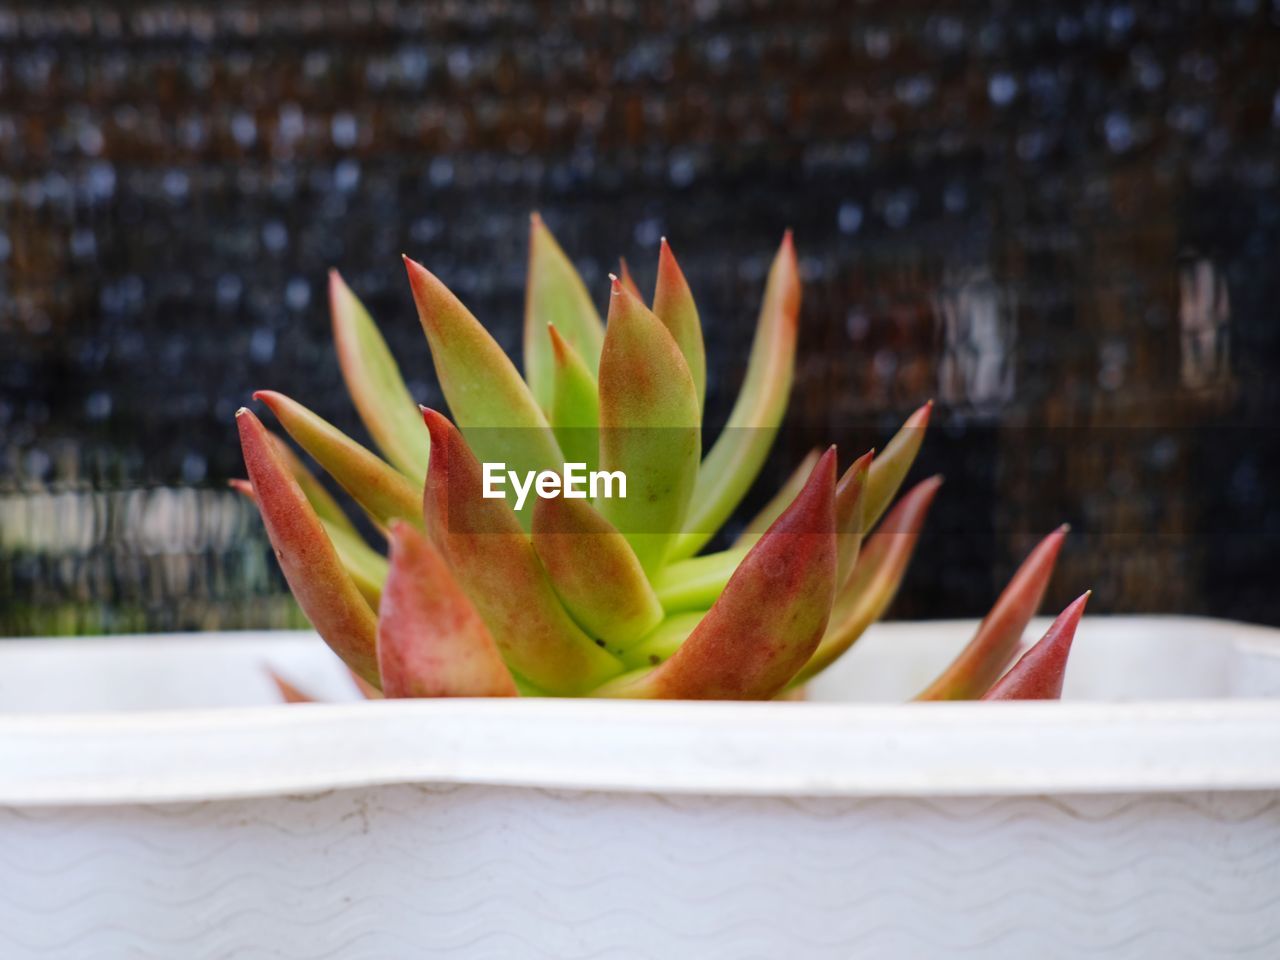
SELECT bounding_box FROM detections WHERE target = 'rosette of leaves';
[236,216,1087,701]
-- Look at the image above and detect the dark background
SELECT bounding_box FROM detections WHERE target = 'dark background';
[2,0,1278,636]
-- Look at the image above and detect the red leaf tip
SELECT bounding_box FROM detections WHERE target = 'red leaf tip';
[419,406,453,447]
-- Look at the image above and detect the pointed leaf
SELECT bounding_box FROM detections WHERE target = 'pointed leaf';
[982,592,1090,700]
[794,476,943,685]
[255,390,422,530]
[230,477,388,608]
[532,494,664,648]
[731,449,820,547]
[917,525,1068,701]
[597,278,701,573]
[330,270,431,481]
[835,450,873,587]
[656,449,873,611]
[669,232,800,560]
[404,255,563,519]
[524,213,605,409]
[547,323,600,472]
[421,408,623,694]
[617,257,643,300]
[595,448,837,700]
[237,408,380,686]
[266,432,359,537]
[652,238,707,410]
[266,668,315,704]
[866,401,932,530]
[378,521,519,698]
[323,521,389,609]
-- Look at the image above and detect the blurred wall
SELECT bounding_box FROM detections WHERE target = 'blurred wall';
[1,0,1278,634]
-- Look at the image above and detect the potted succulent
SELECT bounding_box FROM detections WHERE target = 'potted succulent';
[2,218,1278,958]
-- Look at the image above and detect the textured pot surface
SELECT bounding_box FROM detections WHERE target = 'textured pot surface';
[1,617,1278,959]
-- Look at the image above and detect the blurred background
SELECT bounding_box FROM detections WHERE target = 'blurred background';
[1,0,1278,637]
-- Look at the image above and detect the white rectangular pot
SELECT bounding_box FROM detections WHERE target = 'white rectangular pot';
[1,616,1279,959]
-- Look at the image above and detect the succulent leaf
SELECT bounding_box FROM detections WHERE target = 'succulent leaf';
[795,476,943,685]
[547,323,601,472]
[230,476,387,608]
[378,521,519,698]
[865,402,932,530]
[595,447,837,700]
[652,238,707,410]
[404,255,565,521]
[266,668,315,704]
[835,450,873,587]
[657,449,873,611]
[237,408,381,686]
[254,390,422,530]
[597,278,701,573]
[917,526,1068,701]
[617,257,643,300]
[669,232,800,560]
[323,521,389,609]
[329,270,430,482]
[524,213,605,410]
[982,592,1090,700]
[265,433,359,537]
[421,408,624,694]
[531,494,664,648]
[731,449,821,547]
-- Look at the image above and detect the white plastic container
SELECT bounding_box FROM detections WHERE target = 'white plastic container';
[1,616,1279,959]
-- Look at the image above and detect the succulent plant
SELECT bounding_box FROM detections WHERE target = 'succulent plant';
[236,215,1087,701]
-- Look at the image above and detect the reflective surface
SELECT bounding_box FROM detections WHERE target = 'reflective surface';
[1,1,1278,633]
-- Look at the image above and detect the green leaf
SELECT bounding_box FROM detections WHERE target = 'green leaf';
[531,494,664,649]
[597,278,701,573]
[667,232,801,560]
[546,323,600,472]
[329,270,430,482]
[254,390,422,530]
[865,401,932,530]
[652,238,707,410]
[421,408,624,695]
[835,450,873,587]
[523,213,605,410]
[323,520,389,610]
[404,255,564,521]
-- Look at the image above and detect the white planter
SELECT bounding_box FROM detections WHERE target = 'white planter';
[2,616,1279,958]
